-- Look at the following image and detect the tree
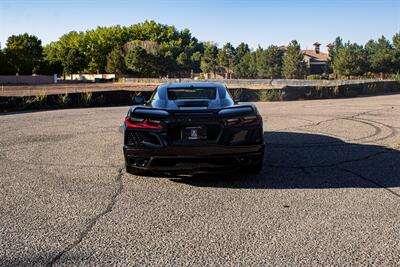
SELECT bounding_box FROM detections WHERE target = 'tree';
[234,42,250,66]
[63,49,86,75]
[44,31,87,76]
[0,46,11,75]
[201,43,219,78]
[365,36,394,74]
[161,50,176,77]
[218,42,236,78]
[333,42,367,78]
[125,46,156,77]
[106,47,126,74]
[257,45,283,78]
[84,26,127,73]
[41,21,203,77]
[190,51,202,73]
[282,40,307,79]
[4,33,43,75]
[234,51,257,78]
[176,51,191,73]
[328,37,343,62]
[392,32,400,73]
[327,36,343,73]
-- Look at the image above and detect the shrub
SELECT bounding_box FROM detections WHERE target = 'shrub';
[333,85,340,97]
[22,94,47,109]
[56,92,70,106]
[80,91,92,106]
[258,89,281,101]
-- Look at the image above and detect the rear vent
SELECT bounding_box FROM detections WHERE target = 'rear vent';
[125,131,161,147]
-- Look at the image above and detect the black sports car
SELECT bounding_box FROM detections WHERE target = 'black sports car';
[123,82,264,175]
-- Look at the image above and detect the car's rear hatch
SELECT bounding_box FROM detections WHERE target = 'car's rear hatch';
[167,108,222,144]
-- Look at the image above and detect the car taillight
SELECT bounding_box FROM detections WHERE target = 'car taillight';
[225,115,261,127]
[125,117,162,129]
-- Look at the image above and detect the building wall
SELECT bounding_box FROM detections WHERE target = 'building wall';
[64,74,116,81]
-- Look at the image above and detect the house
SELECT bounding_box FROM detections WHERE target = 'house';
[302,42,329,75]
[280,42,329,75]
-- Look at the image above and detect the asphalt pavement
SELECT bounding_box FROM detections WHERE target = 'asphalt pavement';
[1,94,399,266]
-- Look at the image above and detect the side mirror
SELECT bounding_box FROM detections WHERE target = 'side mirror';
[134,96,145,104]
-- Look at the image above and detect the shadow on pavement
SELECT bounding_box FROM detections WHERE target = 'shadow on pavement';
[172,131,400,189]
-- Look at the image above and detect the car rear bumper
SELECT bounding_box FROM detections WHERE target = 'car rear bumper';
[123,143,264,173]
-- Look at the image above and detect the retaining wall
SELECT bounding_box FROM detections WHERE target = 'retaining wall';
[0,75,56,85]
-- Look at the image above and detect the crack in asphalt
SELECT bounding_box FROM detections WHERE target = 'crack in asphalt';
[265,148,393,169]
[0,152,119,169]
[266,147,400,200]
[266,107,399,200]
[47,166,125,267]
[275,107,390,132]
[336,166,400,199]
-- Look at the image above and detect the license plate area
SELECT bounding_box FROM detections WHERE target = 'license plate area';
[182,126,207,140]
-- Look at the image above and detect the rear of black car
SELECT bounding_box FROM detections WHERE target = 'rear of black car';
[123,83,264,175]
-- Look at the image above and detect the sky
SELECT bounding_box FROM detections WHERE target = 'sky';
[0,0,399,51]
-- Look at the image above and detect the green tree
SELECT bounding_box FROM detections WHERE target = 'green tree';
[42,21,203,77]
[328,37,343,62]
[0,46,11,74]
[125,46,155,77]
[4,33,43,75]
[218,42,236,78]
[333,42,367,78]
[190,51,202,73]
[234,42,250,66]
[392,32,400,73]
[365,36,394,74]
[161,50,177,77]
[234,52,257,78]
[84,26,127,73]
[282,40,307,79]
[257,45,283,78]
[44,31,87,75]
[176,51,191,72]
[327,36,343,73]
[106,47,126,74]
[63,49,86,75]
[201,42,219,78]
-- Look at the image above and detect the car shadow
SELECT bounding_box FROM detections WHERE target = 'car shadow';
[171,131,400,189]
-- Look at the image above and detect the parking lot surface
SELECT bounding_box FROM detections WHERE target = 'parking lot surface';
[1,94,400,266]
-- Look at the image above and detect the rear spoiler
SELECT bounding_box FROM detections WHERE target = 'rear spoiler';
[130,105,257,118]
[130,107,169,117]
[218,105,256,118]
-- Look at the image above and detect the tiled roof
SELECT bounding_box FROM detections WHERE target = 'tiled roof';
[303,50,329,62]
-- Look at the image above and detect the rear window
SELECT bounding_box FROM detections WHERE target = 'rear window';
[167,87,217,100]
